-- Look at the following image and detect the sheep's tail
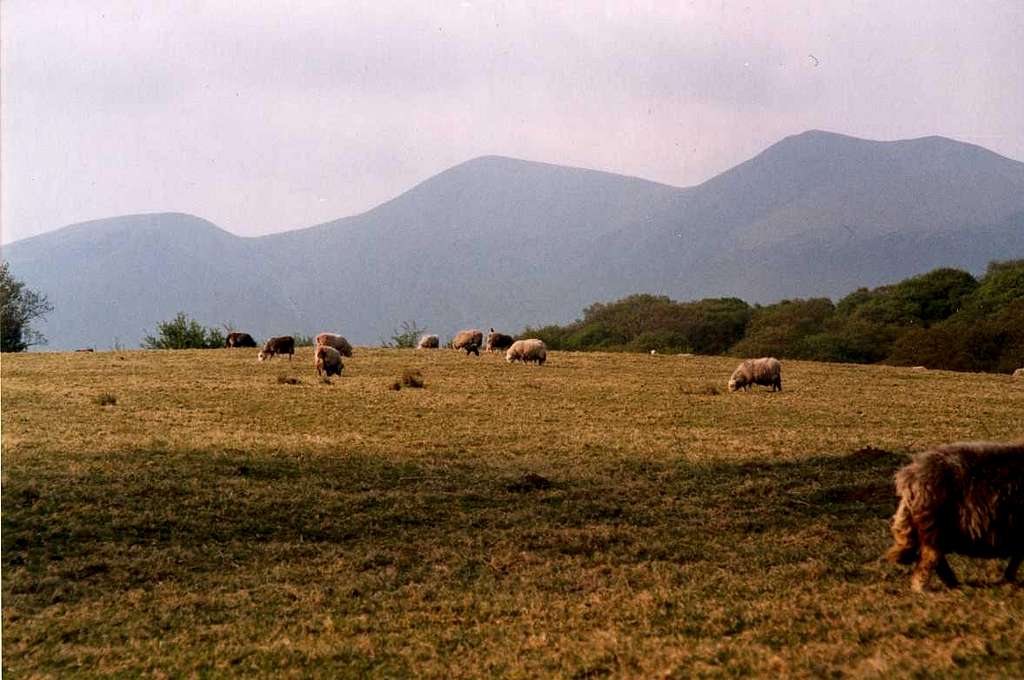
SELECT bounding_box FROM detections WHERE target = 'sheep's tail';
[886,493,918,564]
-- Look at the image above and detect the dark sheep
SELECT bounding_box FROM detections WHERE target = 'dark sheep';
[485,328,514,352]
[226,332,257,348]
[886,441,1024,592]
[258,336,295,361]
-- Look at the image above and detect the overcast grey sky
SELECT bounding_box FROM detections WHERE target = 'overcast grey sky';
[2,1,1022,244]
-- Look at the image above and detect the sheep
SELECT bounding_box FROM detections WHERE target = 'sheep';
[886,441,1024,592]
[315,332,353,357]
[484,328,514,353]
[258,336,295,361]
[728,357,782,392]
[226,332,257,348]
[417,334,440,349]
[452,329,483,356]
[314,345,344,377]
[1014,368,1024,378]
[506,338,547,365]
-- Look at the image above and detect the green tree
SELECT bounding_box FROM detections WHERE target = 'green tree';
[1,261,53,352]
[142,312,225,349]
[729,298,835,359]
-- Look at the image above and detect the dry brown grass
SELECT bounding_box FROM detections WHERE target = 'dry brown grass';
[3,347,1024,677]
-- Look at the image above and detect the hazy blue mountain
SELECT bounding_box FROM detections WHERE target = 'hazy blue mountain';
[597,130,1024,301]
[5,131,1023,350]
[3,213,304,349]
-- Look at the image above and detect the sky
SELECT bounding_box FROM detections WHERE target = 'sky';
[2,1,1022,244]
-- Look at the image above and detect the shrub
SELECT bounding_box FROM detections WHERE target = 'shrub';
[382,321,423,348]
[142,313,225,349]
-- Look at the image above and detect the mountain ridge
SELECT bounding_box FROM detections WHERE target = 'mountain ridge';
[6,130,1023,350]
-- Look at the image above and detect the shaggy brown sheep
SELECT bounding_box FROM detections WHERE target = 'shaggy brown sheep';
[886,441,1024,592]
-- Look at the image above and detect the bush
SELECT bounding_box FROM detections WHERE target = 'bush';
[142,313,226,349]
[382,321,423,348]
[520,324,572,350]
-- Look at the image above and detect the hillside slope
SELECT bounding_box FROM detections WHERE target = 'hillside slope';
[5,131,1024,350]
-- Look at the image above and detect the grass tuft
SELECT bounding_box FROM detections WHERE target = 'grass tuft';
[395,368,425,389]
[276,375,302,385]
[506,472,553,492]
[94,392,117,406]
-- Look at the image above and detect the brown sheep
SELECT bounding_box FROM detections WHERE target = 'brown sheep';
[728,357,782,392]
[506,338,547,365]
[315,332,353,357]
[485,328,514,352]
[314,345,344,377]
[417,334,440,349]
[226,332,257,348]
[452,329,483,356]
[258,336,295,361]
[886,441,1024,592]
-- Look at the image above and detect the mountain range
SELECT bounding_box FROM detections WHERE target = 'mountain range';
[5,130,1024,350]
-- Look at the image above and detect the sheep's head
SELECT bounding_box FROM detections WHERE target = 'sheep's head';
[258,351,267,362]
[728,378,739,392]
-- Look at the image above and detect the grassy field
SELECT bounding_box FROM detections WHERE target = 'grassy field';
[3,347,1023,677]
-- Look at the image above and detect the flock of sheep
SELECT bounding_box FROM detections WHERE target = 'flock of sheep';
[228,327,551,377]
[224,329,1022,592]
[233,326,784,389]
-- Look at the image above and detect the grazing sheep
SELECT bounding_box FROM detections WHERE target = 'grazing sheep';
[314,345,344,377]
[506,338,547,365]
[452,329,483,356]
[315,332,353,357]
[226,332,257,348]
[1014,368,1024,378]
[258,336,295,361]
[886,441,1024,592]
[417,334,440,349]
[728,357,782,392]
[484,328,514,353]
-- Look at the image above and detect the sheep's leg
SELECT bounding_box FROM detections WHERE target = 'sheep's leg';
[911,546,944,592]
[934,555,959,588]
[1004,555,1022,582]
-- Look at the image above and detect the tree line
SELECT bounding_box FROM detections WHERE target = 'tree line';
[522,260,1024,374]
[3,259,1021,372]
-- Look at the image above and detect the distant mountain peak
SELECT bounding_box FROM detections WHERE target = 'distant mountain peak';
[5,130,1022,350]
